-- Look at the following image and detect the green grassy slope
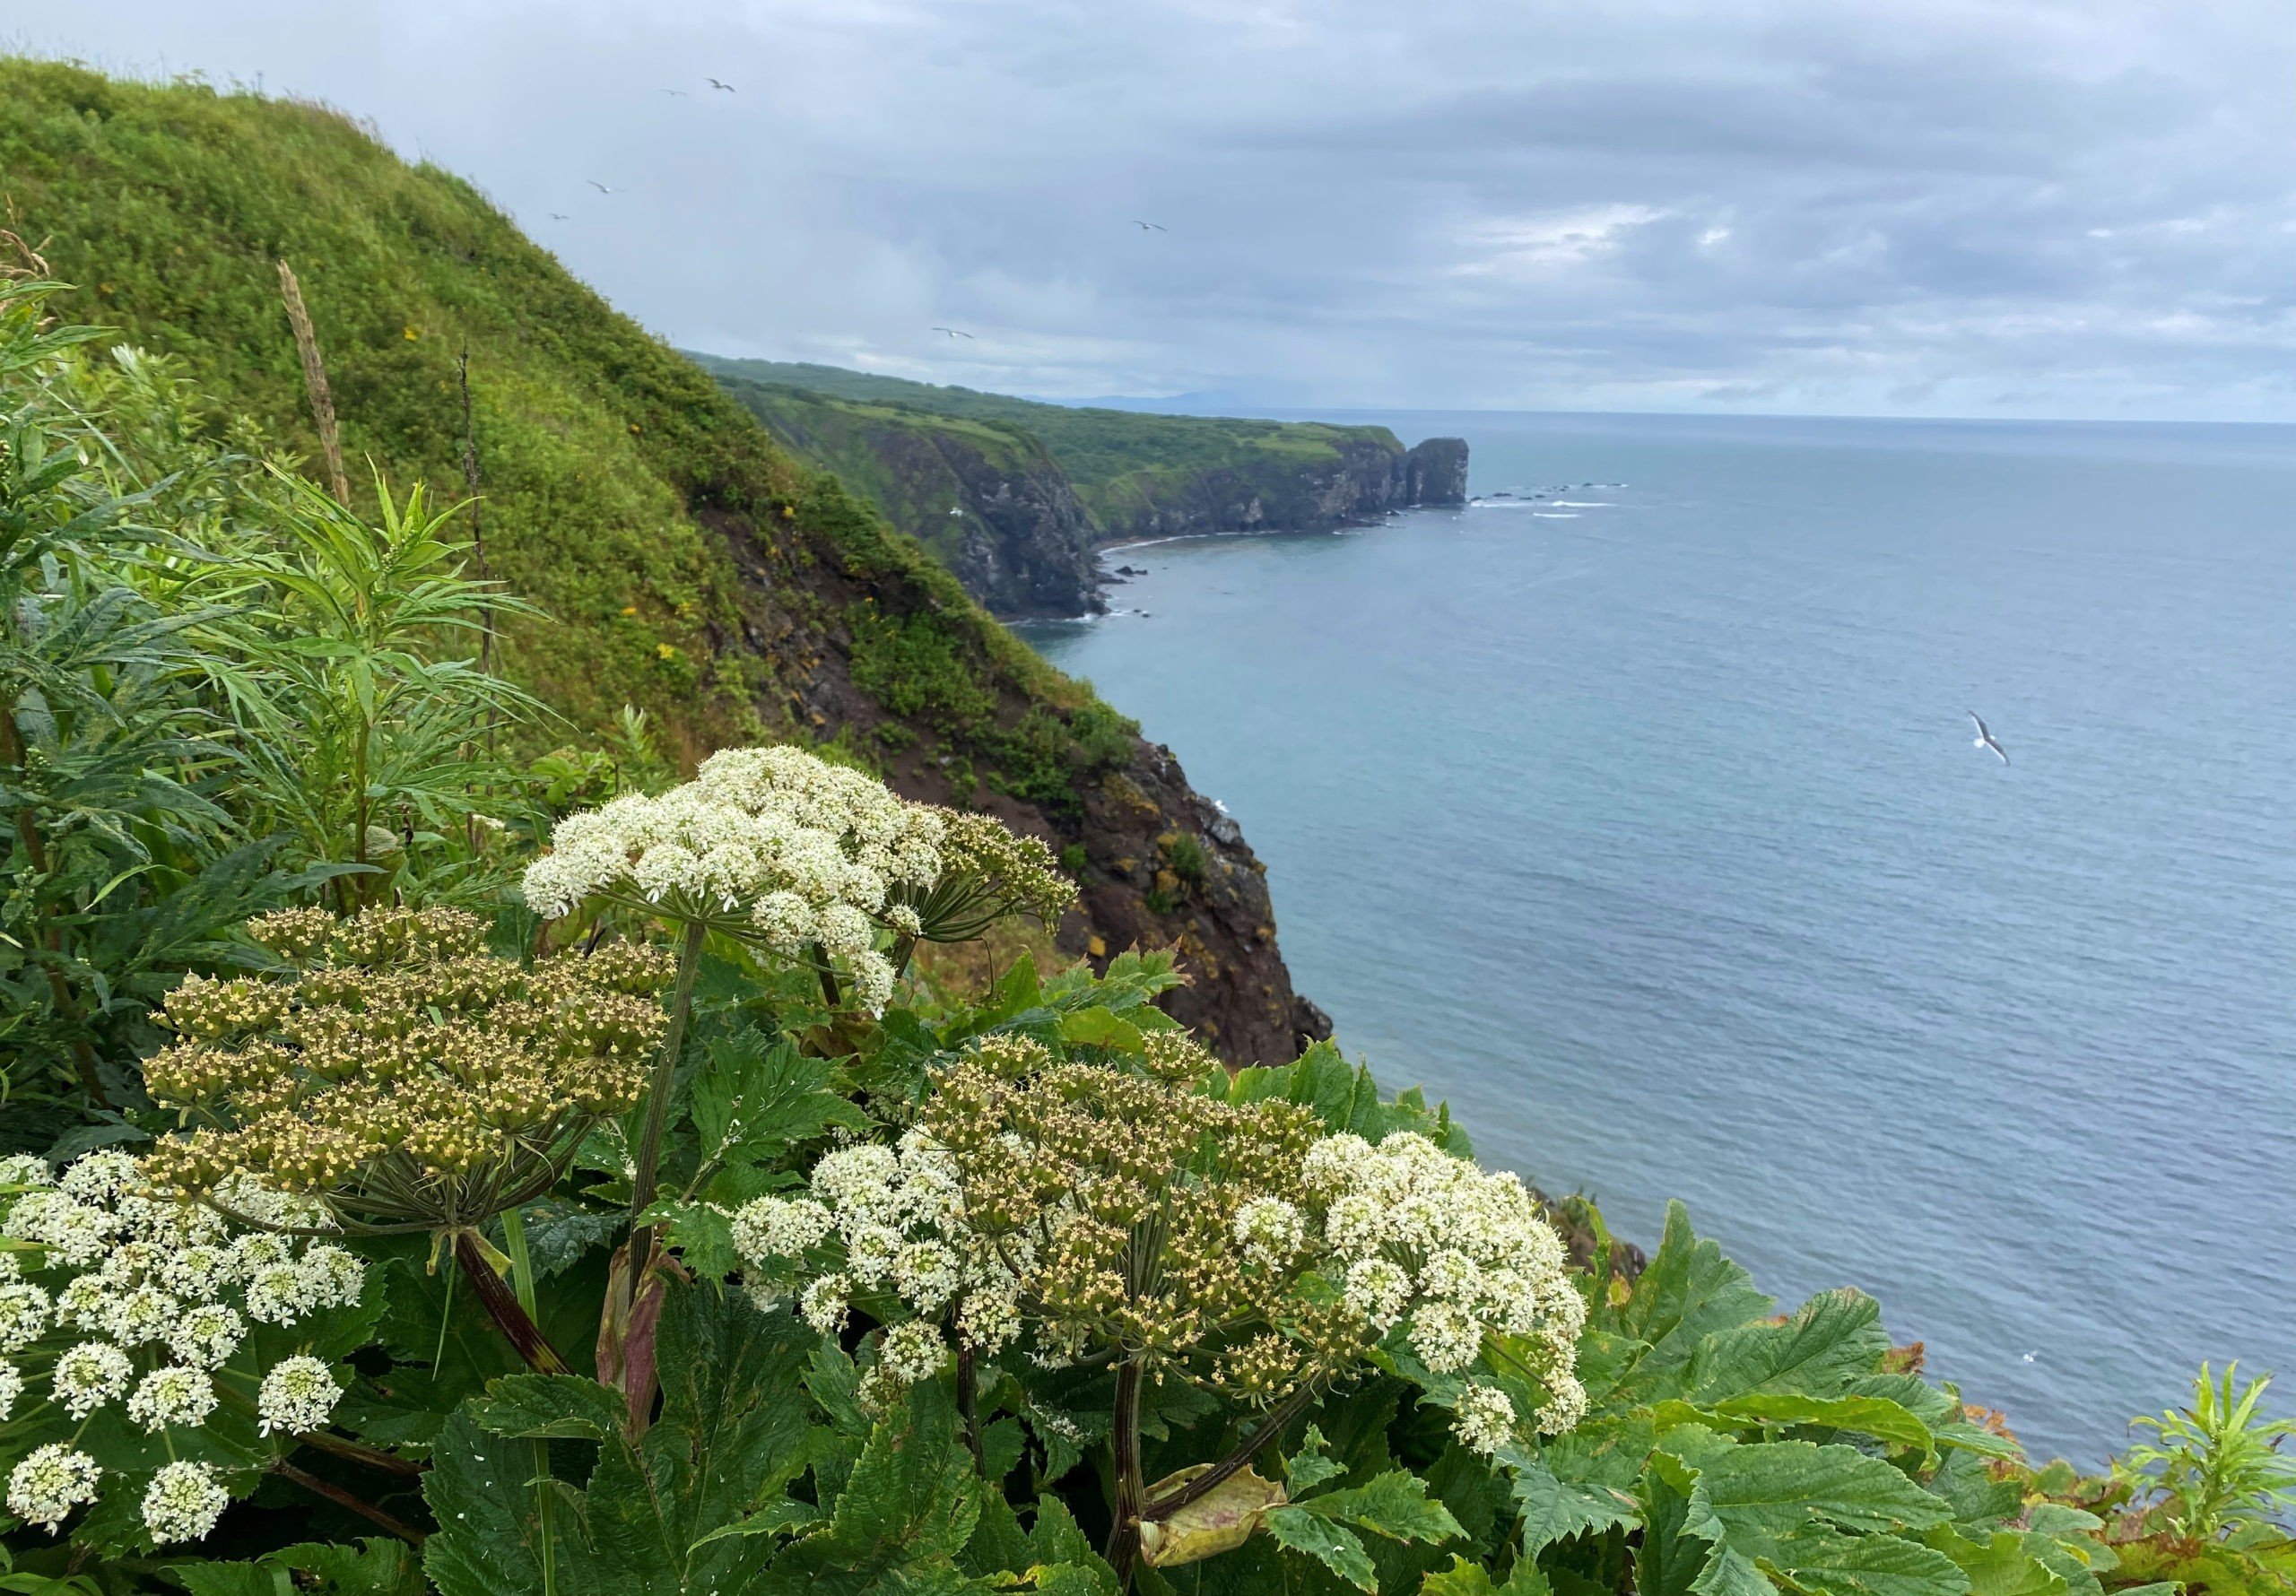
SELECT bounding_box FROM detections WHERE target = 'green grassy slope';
[697,354,1410,536]
[0,59,1314,1063]
[0,62,1071,762]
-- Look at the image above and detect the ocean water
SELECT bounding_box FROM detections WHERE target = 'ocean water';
[1022,411,2296,1464]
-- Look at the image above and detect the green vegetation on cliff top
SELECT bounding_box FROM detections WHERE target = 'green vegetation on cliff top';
[0,59,1112,790]
[696,352,1409,532]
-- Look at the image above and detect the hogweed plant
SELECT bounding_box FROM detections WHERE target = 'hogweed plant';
[521,743,1071,1412]
[735,1028,1589,1587]
[137,903,672,1372]
[0,1149,404,1550]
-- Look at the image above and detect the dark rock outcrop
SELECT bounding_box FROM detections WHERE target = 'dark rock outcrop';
[1404,438,1470,506]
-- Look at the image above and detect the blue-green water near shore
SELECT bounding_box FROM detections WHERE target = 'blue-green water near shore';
[1022,411,2296,1464]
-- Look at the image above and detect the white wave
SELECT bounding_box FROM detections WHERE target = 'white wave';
[1548,500,1614,507]
[1531,511,1581,519]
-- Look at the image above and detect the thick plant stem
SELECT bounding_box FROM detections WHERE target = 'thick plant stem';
[452,1229,572,1375]
[1106,1357,1146,1591]
[272,1460,425,1546]
[629,919,708,1230]
[1141,1383,1318,1523]
[958,1344,982,1468]
[294,1429,425,1479]
[502,1207,559,1596]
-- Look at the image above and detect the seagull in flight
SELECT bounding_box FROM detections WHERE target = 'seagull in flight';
[1968,711,2009,765]
[587,180,614,195]
[549,212,570,221]
[1133,220,1166,231]
[659,88,689,97]
[931,326,975,339]
[707,78,736,92]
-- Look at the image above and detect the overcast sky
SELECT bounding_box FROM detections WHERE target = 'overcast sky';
[13,1,2296,419]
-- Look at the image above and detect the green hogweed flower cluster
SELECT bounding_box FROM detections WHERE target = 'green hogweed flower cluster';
[140,906,672,1232]
[917,1033,1377,1406]
[0,1151,361,1545]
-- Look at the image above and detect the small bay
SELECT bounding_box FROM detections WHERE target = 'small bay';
[1023,410,2296,1464]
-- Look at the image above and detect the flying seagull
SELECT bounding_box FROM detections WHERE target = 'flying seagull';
[549,212,570,221]
[707,78,736,91]
[1133,220,1166,230]
[1968,711,2009,765]
[931,326,975,339]
[659,88,689,97]
[587,180,614,195]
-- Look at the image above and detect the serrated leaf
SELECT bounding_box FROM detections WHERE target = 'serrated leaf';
[1422,1554,1554,1596]
[1057,1005,1145,1052]
[1768,1527,1972,1596]
[1264,1505,1380,1592]
[509,1199,623,1279]
[1706,1393,1935,1453]
[468,1374,627,1440]
[1687,1290,1892,1405]
[1686,1437,1953,1539]
[691,1030,870,1168]
[1924,1530,2071,1596]
[1286,1425,1349,1497]
[1500,1427,1647,1552]
[422,1409,547,1596]
[1302,1470,1465,1545]
[761,1381,983,1592]
[1608,1203,1775,1403]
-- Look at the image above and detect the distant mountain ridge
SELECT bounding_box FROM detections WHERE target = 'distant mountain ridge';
[692,354,1468,616]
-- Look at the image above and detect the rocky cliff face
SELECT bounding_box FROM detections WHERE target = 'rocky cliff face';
[1405,438,1470,506]
[728,382,1104,620]
[1088,432,1472,544]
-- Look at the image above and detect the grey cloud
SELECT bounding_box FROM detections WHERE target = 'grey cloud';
[10,0,2296,417]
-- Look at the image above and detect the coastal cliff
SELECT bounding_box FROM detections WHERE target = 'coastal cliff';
[733,383,1104,618]
[1,60,1311,1064]
[700,356,1468,612]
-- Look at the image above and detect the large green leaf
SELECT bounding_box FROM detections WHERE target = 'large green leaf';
[1605,1204,1774,1403]
[1422,1554,1552,1596]
[422,1409,549,1596]
[1924,1530,2071,1596]
[760,1382,987,1595]
[691,1030,870,1169]
[1686,1291,1891,1405]
[1298,1470,1465,1546]
[1499,1423,1648,1553]
[1704,1394,1935,1454]
[1263,1506,1379,1592]
[1682,1437,1953,1539]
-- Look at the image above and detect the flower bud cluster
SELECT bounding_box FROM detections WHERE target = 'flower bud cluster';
[139,907,670,1228]
[1305,1130,1587,1448]
[915,1034,1373,1406]
[0,1152,361,1545]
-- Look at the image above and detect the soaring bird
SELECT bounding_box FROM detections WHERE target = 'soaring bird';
[1968,711,2009,765]
[587,180,614,195]
[659,88,689,97]
[1133,220,1166,230]
[707,78,736,91]
[549,212,570,221]
[931,326,975,339]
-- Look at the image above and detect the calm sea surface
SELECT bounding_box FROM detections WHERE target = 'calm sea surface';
[1022,411,2296,1464]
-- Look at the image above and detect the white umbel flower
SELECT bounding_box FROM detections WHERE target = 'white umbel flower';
[0,1357,20,1421]
[800,1273,852,1336]
[53,1340,133,1418]
[0,1280,50,1352]
[169,1303,247,1369]
[8,1444,100,1532]
[257,1355,342,1436]
[729,1196,834,1266]
[1451,1383,1517,1457]
[879,1320,948,1385]
[1232,1196,1305,1267]
[142,1460,230,1544]
[127,1366,220,1432]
